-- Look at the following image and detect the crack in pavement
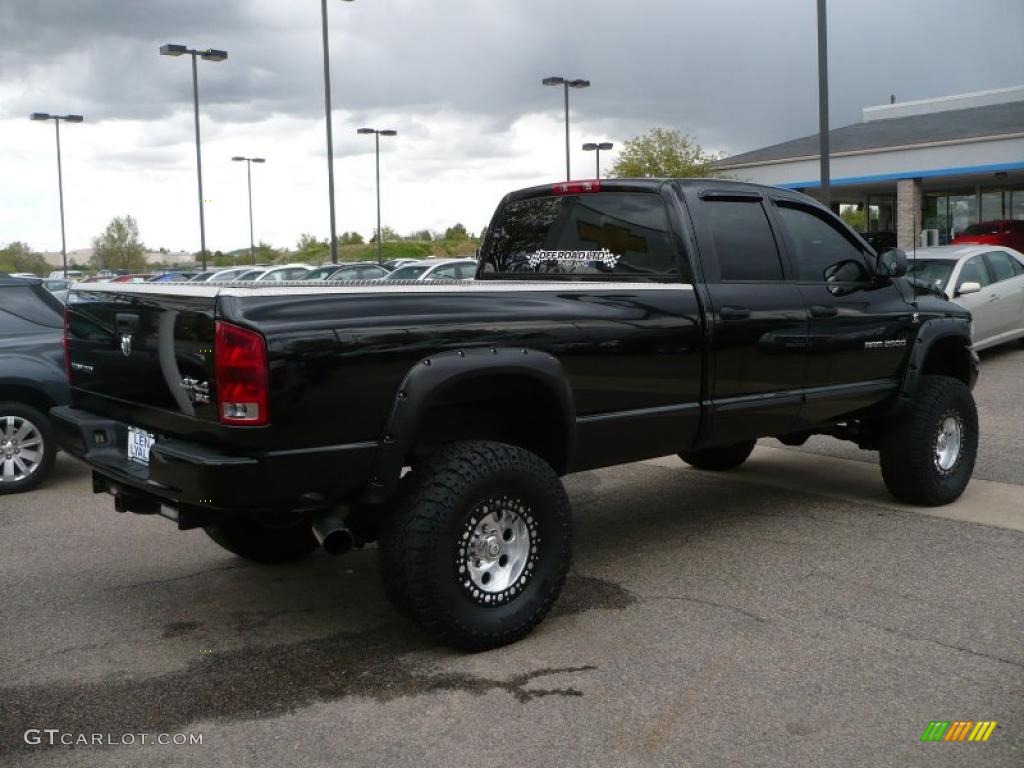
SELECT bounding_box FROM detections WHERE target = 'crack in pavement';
[855,617,1024,670]
[637,592,769,623]
[111,563,254,590]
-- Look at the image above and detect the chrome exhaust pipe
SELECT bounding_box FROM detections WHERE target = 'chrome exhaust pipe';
[312,512,354,556]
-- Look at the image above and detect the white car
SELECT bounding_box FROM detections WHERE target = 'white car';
[381,258,476,282]
[234,264,313,283]
[206,267,257,282]
[906,245,1024,351]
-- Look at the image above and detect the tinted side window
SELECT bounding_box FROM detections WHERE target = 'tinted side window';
[958,256,991,288]
[0,287,63,328]
[704,199,783,281]
[482,192,684,278]
[776,203,867,281]
[428,266,459,280]
[985,251,1018,282]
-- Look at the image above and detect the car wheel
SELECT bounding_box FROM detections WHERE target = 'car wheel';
[678,440,757,471]
[0,402,56,494]
[879,375,978,506]
[203,517,318,563]
[378,440,572,651]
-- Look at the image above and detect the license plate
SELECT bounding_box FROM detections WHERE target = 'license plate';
[127,427,155,465]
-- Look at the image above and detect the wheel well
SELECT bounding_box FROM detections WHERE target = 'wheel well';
[920,336,973,384]
[409,374,570,473]
[0,385,54,416]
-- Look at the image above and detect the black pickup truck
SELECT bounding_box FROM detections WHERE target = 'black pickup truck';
[53,179,979,649]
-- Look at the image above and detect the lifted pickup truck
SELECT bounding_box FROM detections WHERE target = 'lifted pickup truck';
[53,179,979,650]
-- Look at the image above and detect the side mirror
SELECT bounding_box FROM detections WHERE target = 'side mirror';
[875,248,908,279]
[956,281,982,296]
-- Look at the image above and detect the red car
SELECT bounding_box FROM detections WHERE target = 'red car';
[951,219,1024,251]
[110,273,151,283]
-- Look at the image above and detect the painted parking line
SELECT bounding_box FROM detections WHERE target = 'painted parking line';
[646,444,1024,532]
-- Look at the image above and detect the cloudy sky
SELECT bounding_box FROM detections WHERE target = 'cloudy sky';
[2,0,1022,255]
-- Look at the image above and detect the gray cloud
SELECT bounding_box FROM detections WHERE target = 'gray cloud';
[4,0,1020,155]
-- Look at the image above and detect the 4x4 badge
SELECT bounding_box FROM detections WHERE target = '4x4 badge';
[120,334,133,357]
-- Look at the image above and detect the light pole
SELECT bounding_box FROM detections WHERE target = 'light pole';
[321,0,356,264]
[357,128,397,266]
[231,156,266,265]
[816,0,831,206]
[542,76,590,181]
[159,43,228,271]
[582,141,613,178]
[30,112,83,278]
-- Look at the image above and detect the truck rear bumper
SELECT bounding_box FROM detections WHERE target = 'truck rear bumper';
[50,406,378,524]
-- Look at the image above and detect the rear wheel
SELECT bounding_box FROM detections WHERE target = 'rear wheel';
[203,517,318,563]
[879,375,978,506]
[679,440,756,471]
[378,440,572,651]
[0,402,56,494]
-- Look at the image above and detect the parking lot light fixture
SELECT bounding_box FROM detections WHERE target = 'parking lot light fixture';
[543,76,590,180]
[159,42,228,271]
[357,128,398,266]
[232,156,266,265]
[583,141,613,177]
[31,112,84,278]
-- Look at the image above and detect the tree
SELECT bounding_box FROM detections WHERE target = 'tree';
[337,231,364,245]
[608,128,719,179]
[0,241,49,275]
[443,223,469,241]
[370,226,399,243]
[92,215,146,271]
[840,205,866,232]
[405,229,434,242]
[296,233,329,262]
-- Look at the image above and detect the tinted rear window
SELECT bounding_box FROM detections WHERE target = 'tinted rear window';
[481,192,683,278]
[0,286,63,333]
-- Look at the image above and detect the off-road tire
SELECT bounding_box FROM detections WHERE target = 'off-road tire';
[0,402,56,494]
[879,375,978,506]
[679,440,757,471]
[204,518,318,563]
[378,440,573,651]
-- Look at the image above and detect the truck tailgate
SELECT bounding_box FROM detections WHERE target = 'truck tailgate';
[67,283,220,425]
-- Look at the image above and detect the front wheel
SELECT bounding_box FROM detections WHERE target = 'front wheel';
[0,402,56,494]
[879,375,978,506]
[203,517,318,563]
[378,440,573,651]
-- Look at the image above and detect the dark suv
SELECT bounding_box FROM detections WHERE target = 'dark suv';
[0,274,69,493]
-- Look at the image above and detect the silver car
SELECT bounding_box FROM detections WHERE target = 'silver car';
[906,245,1024,350]
[381,258,476,282]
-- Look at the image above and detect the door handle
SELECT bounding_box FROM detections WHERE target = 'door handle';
[808,305,838,318]
[988,294,1000,303]
[719,306,751,320]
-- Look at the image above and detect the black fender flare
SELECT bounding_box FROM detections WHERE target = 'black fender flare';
[361,347,576,504]
[896,317,977,408]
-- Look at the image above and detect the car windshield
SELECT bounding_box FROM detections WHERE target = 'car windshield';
[384,264,431,280]
[906,259,955,291]
[235,270,263,281]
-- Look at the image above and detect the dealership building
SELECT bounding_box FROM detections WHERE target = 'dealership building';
[718,86,1024,250]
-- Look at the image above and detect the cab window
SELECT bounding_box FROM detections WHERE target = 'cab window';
[704,199,784,281]
[775,202,868,282]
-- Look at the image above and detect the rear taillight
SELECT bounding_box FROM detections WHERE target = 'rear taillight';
[215,320,269,426]
[552,179,601,195]
[62,306,71,383]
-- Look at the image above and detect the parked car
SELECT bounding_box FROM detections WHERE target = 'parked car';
[382,258,421,271]
[906,245,1024,350]
[48,270,84,280]
[327,262,390,281]
[9,272,40,279]
[248,264,313,282]
[206,267,256,282]
[55,179,980,650]
[42,278,70,303]
[381,258,476,281]
[110,274,150,284]
[951,220,1024,252]
[147,271,196,283]
[186,271,219,282]
[0,275,69,493]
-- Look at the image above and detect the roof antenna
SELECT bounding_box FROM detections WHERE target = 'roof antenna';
[911,204,919,307]
[890,93,896,104]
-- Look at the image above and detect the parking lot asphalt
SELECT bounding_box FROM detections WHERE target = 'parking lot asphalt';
[2,347,1022,768]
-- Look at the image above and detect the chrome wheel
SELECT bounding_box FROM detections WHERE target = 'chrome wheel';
[934,413,962,473]
[0,415,44,484]
[457,496,539,606]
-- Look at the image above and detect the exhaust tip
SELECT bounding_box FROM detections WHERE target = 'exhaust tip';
[312,512,354,556]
